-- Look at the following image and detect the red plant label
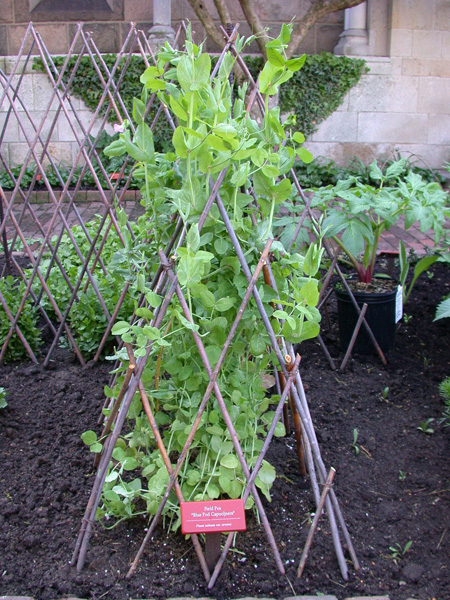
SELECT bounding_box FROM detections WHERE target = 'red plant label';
[180,499,246,535]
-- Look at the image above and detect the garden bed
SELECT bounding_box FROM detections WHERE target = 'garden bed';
[0,262,449,600]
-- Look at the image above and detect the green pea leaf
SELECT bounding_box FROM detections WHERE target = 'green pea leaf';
[111,321,131,335]
[220,454,239,469]
[81,430,97,446]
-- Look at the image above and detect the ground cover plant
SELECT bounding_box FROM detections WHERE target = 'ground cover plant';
[0,275,42,362]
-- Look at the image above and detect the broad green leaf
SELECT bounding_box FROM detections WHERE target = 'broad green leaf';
[105,471,119,483]
[229,479,243,499]
[267,47,285,67]
[111,321,130,335]
[172,126,187,158]
[145,290,162,308]
[272,178,292,202]
[299,280,319,307]
[369,161,383,181]
[187,223,200,253]
[206,483,220,499]
[143,325,161,340]
[286,54,306,72]
[258,461,276,486]
[177,56,193,92]
[219,475,232,494]
[435,298,450,321]
[205,345,221,366]
[103,139,126,157]
[253,170,272,197]
[296,146,313,164]
[220,454,239,469]
[293,131,305,144]
[170,96,188,121]
[250,334,266,356]
[191,53,211,91]
[81,430,97,446]
[215,296,236,312]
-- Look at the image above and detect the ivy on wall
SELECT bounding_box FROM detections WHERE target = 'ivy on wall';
[245,53,367,137]
[33,51,367,150]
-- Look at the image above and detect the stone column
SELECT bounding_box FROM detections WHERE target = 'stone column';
[334,1,369,55]
[148,0,175,51]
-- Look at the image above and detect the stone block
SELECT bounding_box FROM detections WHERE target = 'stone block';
[8,141,34,165]
[311,110,357,143]
[121,22,152,45]
[362,57,393,76]
[0,0,13,23]
[305,140,394,166]
[0,596,35,600]
[17,110,60,145]
[69,23,123,54]
[0,113,19,142]
[344,597,390,600]
[124,0,153,21]
[412,30,442,59]
[316,22,343,53]
[7,75,35,112]
[357,112,428,143]
[0,25,7,55]
[394,143,450,169]
[295,29,316,55]
[1,144,10,166]
[402,58,450,77]
[3,56,35,76]
[368,0,390,56]
[284,596,338,600]
[418,77,450,113]
[390,28,413,58]
[14,0,123,23]
[7,25,39,56]
[32,74,64,112]
[391,0,433,30]
[46,141,74,166]
[434,0,450,31]
[55,112,82,143]
[348,74,419,113]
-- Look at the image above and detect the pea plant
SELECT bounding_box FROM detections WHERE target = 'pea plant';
[87,25,322,530]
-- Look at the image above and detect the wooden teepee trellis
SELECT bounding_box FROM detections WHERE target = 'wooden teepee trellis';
[69,22,360,589]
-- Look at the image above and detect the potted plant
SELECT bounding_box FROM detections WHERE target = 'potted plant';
[311,160,449,353]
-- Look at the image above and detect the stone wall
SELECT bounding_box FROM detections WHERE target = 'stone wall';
[1,1,449,172]
[306,0,450,170]
[0,0,344,55]
[0,56,114,168]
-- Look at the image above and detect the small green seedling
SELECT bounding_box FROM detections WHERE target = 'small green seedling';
[81,430,103,453]
[398,470,407,482]
[403,313,412,324]
[0,387,7,409]
[389,540,412,563]
[351,428,360,455]
[381,386,389,401]
[417,418,434,435]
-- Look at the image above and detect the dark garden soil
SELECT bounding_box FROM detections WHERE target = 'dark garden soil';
[1,262,450,600]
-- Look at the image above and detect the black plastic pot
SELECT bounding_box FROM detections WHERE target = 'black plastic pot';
[335,281,399,355]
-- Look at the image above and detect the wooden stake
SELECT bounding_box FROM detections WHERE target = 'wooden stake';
[298,467,336,578]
